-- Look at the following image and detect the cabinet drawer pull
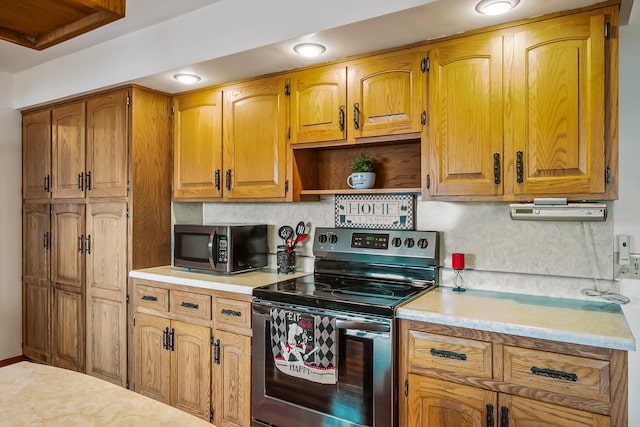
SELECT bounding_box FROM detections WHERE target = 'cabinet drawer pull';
[516,151,524,183]
[214,169,221,190]
[141,295,158,302]
[44,175,50,192]
[339,105,345,131]
[214,338,221,365]
[493,153,501,184]
[78,172,84,190]
[353,102,360,130]
[530,366,578,382]
[430,348,467,361]
[486,404,494,427]
[501,406,509,427]
[162,327,169,350]
[85,171,92,191]
[181,301,200,309]
[225,169,232,191]
[78,235,84,253]
[221,308,242,317]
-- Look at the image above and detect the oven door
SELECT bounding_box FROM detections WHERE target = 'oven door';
[252,300,395,427]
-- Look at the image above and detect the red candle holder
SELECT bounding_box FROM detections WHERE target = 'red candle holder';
[452,253,465,270]
[451,253,465,292]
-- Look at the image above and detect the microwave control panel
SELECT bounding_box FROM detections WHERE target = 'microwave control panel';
[218,235,228,262]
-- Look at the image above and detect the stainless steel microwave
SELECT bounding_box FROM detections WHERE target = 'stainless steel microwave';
[173,224,268,274]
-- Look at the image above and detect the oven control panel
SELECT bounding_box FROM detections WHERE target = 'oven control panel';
[314,227,438,260]
[351,232,389,249]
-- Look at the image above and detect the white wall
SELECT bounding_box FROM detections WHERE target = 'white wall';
[0,72,22,360]
[617,4,640,425]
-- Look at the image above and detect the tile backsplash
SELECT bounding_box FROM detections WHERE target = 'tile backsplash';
[173,197,616,300]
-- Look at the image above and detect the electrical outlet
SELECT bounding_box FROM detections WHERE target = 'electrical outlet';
[617,253,640,279]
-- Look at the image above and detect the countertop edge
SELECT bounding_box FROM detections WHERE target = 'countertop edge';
[396,308,637,352]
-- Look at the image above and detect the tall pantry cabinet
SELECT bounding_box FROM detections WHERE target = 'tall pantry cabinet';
[21,86,172,387]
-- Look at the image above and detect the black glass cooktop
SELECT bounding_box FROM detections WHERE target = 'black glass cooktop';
[252,273,435,317]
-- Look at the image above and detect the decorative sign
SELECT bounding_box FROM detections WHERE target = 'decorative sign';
[335,194,415,230]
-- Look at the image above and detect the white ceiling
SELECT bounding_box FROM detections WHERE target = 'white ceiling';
[3,0,634,107]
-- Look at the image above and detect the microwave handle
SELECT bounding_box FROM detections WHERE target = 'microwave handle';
[209,231,217,269]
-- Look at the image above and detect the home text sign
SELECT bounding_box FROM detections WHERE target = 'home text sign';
[335,194,415,230]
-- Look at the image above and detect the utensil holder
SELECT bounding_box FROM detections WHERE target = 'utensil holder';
[277,246,296,274]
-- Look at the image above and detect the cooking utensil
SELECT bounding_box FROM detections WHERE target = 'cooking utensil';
[278,225,294,243]
[291,222,307,250]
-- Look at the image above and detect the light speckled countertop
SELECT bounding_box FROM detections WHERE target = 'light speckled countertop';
[129,265,311,295]
[397,287,636,351]
[0,362,213,426]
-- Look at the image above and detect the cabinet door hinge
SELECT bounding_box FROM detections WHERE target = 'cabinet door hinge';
[421,57,430,72]
[126,294,130,304]
[404,379,409,396]
[133,317,136,326]
[285,179,289,194]
[421,110,426,126]
[605,166,611,184]
[605,22,611,40]
[126,181,131,192]
[126,208,130,218]
[426,174,431,189]
[211,336,215,346]
[288,127,291,140]
[210,409,214,422]
[284,83,291,96]
[125,380,130,389]
[126,95,131,106]
[171,105,175,114]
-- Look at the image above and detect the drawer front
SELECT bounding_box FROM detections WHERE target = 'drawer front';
[170,290,212,320]
[503,346,610,403]
[408,330,492,379]
[215,298,251,329]
[135,285,169,312]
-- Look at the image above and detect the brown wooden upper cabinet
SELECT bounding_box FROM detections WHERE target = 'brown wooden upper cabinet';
[509,11,608,197]
[173,90,223,199]
[23,90,129,200]
[289,49,425,145]
[222,76,288,199]
[289,64,347,144]
[427,32,504,197]
[348,50,426,140]
[22,111,52,199]
[426,7,615,200]
[173,76,288,200]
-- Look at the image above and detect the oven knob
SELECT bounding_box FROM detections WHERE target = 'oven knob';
[404,237,415,248]
[417,238,429,249]
[329,234,339,244]
[391,237,402,247]
[318,233,328,243]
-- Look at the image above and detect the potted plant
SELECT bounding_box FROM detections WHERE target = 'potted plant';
[347,152,376,189]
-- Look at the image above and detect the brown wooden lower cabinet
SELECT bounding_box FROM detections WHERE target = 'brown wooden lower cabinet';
[399,320,627,427]
[131,278,252,426]
[408,376,610,427]
[134,313,211,420]
[51,287,84,371]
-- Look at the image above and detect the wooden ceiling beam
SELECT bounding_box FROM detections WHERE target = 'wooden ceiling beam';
[0,0,126,50]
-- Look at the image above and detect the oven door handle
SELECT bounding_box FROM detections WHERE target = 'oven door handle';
[335,319,390,333]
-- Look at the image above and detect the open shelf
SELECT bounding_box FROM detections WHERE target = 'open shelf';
[291,139,423,200]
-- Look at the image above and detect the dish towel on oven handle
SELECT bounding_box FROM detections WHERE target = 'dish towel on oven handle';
[270,308,337,384]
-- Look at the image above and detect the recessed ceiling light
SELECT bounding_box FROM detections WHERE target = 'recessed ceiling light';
[173,73,202,84]
[475,0,519,16]
[293,43,326,58]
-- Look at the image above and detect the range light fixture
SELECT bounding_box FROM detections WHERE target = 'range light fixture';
[293,43,326,58]
[475,0,519,15]
[173,73,202,84]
